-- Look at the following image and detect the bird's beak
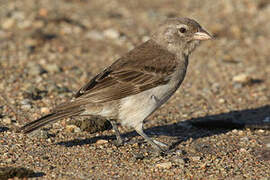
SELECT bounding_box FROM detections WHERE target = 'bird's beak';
[193,29,213,41]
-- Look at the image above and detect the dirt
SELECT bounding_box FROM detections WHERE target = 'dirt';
[0,0,270,179]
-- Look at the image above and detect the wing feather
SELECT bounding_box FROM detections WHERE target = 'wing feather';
[71,40,178,104]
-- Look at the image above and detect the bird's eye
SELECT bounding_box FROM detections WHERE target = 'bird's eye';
[178,27,187,33]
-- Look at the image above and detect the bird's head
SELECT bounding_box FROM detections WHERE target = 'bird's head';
[152,17,212,56]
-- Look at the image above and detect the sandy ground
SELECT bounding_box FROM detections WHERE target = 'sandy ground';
[0,0,270,179]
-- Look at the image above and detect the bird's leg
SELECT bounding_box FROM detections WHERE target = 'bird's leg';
[134,124,168,153]
[110,120,123,146]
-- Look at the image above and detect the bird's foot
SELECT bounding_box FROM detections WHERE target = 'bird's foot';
[151,140,170,156]
[111,136,125,147]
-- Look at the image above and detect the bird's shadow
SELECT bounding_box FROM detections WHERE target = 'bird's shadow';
[57,105,270,149]
[0,166,45,179]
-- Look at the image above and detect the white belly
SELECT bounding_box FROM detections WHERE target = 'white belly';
[119,83,173,128]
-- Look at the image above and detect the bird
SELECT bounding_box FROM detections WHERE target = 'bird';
[20,17,212,152]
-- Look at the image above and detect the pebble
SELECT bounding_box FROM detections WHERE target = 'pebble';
[21,99,31,105]
[230,25,241,37]
[173,158,185,165]
[218,98,225,103]
[232,129,238,133]
[18,20,32,29]
[25,38,39,47]
[240,148,247,152]
[86,30,104,40]
[190,156,201,161]
[2,18,15,29]
[232,73,250,84]
[12,11,25,20]
[27,63,47,76]
[155,162,172,169]
[175,149,184,156]
[6,158,13,163]
[238,130,244,135]
[233,83,242,89]
[103,28,120,39]
[79,118,111,133]
[96,139,108,145]
[3,117,12,124]
[133,153,144,160]
[29,130,49,139]
[33,20,45,28]
[21,104,32,110]
[39,8,48,17]
[258,129,265,133]
[41,107,50,114]
[65,125,81,133]
[240,137,249,141]
[44,64,61,73]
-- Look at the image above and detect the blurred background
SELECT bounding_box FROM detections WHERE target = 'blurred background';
[0,0,269,179]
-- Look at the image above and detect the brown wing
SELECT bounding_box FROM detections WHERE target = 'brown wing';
[73,40,178,104]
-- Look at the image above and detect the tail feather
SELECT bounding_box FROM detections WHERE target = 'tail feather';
[20,108,84,134]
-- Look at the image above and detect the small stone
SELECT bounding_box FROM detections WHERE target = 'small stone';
[21,104,32,110]
[3,117,12,124]
[12,11,25,20]
[230,25,241,38]
[173,158,185,164]
[39,8,48,17]
[44,64,61,73]
[238,130,244,135]
[240,137,249,141]
[29,130,49,139]
[233,83,242,89]
[218,98,225,103]
[240,148,247,152]
[25,38,39,47]
[27,63,47,76]
[2,18,15,29]
[6,158,13,163]
[175,149,185,156]
[232,129,238,133]
[133,153,144,160]
[41,107,50,114]
[18,20,32,29]
[258,129,265,133]
[21,99,31,105]
[190,156,201,161]
[156,162,172,169]
[66,125,81,133]
[86,30,104,40]
[33,20,45,28]
[96,139,108,145]
[233,73,250,84]
[79,118,112,133]
[103,28,120,39]
[35,76,43,83]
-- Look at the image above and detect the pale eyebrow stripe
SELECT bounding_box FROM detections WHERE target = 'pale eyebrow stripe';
[176,24,188,29]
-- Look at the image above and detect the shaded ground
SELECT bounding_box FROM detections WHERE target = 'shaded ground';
[0,0,270,179]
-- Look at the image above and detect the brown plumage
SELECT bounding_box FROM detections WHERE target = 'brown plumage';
[20,17,212,152]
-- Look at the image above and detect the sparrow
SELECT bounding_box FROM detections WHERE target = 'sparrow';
[20,17,212,152]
